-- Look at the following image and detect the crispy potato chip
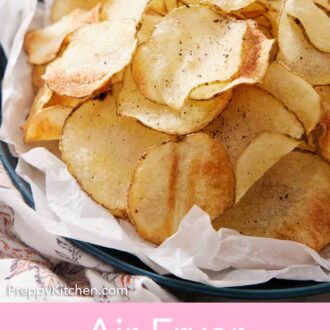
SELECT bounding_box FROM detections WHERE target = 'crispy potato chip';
[24,6,99,65]
[214,151,330,251]
[148,0,168,15]
[316,85,330,115]
[259,62,322,134]
[24,106,73,143]
[44,21,137,98]
[60,89,172,218]
[101,0,149,22]
[137,12,163,44]
[285,0,330,53]
[204,85,304,164]
[205,0,256,11]
[51,0,103,22]
[117,68,232,135]
[128,133,235,244]
[23,85,83,142]
[235,132,299,202]
[31,64,47,90]
[277,13,330,85]
[314,86,330,161]
[190,21,274,100]
[314,0,330,10]
[132,6,249,110]
[164,0,178,12]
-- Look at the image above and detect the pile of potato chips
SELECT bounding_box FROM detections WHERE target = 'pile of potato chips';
[23,0,330,250]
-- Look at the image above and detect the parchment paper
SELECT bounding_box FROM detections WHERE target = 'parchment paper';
[1,0,330,287]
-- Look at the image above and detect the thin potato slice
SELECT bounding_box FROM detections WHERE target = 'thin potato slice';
[51,0,103,22]
[278,13,330,85]
[128,133,235,244]
[137,12,163,44]
[24,106,72,142]
[205,0,256,11]
[235,132,299,202]
[31,64,47,90]
[60,89,173,218]
[44,21,137,98]
[101,0,149,23]
[214,151,330,251]
[132,6,248,110]
[23,85,83,142]
[190,21,274,100]
[148,0,168,15]
[204,85,304,164]
[117,68,232,135]
[314,0,330,10]
[24,6,99,65]
[259,62,321,134]
[285,0,330,53]
[315,86,330,161]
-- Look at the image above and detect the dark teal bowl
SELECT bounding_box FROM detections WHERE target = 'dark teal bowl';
[1,45,329,300]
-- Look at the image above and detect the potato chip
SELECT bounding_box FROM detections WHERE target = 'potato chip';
[285,0,330,53]
[60,89,173,218]
[117,68,232,135]
[51,0,103,22]
[314,86,330,161]
[235,132,299,202]
[137,12,163,44]
[44,21,137,98]
[24,6,99,65]
[277,12,330,85]
[314,0,330,10]
[101,0,149,23]
[24,106,73,143]
[214,151,330,251]
[259,62,322,134]
[132,6,249,110]
[31,64,47,90]
[128,133,235,244]
[205,0,256,11]
[204,85,304,164]
[148,0,168,15]
[164,0,178,12]
[23,85,83,142]
[189,21,274,100]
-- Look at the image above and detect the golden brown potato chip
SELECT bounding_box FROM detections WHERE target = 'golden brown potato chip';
[117,68,232,135]
[189,20,274,100]
[132,6,249,110]
[259,62,322,134]
[314,86,330,161]
[24,106,73,143]
[204,85,304,164]
[285,0,330,53]
[23,85,83,142]
[24,6,99,65]
[235,132,299,202]
[51,0,103,22]
[214,151,330,251]
[205,0,256,11]
[148,0,168,15]
[31,64,47,90]
[101,0,149,23]
[44,21,137,98]
[128,133,235,244]
[137,11,163,44]
[60,88,173,218]
[277,12,330,85]
[314,0,330,10]
[164,0,178,12]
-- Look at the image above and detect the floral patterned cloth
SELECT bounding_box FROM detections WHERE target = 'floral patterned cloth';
[0,165,176,302]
